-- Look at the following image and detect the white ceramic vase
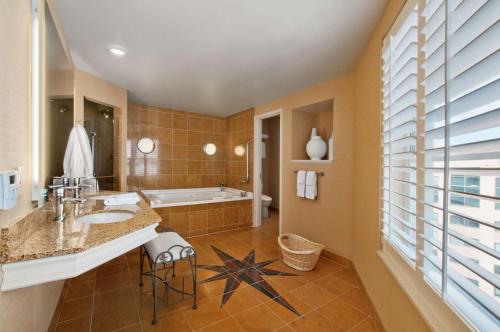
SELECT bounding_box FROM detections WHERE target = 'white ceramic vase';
[306,136,327,160]
[310,127,318,138]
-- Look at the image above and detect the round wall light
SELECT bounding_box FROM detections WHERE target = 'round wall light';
[234,145,245,156]
[203,143,217,156]
[108,44,128,56]
[137,137,155,154]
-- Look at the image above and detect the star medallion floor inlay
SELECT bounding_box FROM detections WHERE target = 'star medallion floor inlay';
[198,246,302,316]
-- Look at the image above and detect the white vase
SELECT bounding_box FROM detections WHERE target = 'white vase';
[310,127,318,138]
[306,136,327,160]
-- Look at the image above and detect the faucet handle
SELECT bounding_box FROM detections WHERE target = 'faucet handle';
[55,187,65,198]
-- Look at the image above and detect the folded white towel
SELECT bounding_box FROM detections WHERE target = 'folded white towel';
[104,193,140,206]
[63,124,94,179]
[296,170,306,198]
[305,171,317,200]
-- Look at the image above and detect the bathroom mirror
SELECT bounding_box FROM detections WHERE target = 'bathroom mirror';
[137,137,156,154]
[203,143,217,156]
[32,3,75,207]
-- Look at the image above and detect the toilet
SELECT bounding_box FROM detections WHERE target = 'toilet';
[261,194,272,218]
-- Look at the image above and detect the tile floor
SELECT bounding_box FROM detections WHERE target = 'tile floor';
[50,211,382,332]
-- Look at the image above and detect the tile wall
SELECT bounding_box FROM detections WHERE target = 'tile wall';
[127,104,228,190]
[224,108,254,192]
[154,200,252,237]
[127,104,254,236]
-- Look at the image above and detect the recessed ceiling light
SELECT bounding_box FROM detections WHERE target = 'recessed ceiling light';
[108,44,127,56]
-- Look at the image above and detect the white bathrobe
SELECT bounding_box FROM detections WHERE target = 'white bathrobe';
[63,124,94,179]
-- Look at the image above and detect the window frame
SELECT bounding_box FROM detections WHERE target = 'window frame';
[379,0,500,331]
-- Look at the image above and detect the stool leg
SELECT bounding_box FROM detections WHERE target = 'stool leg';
[139,246,144,287]
[151,262,158,325]
[190,255,197,310]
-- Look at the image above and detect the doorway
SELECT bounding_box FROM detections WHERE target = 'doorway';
[253,109,283,233]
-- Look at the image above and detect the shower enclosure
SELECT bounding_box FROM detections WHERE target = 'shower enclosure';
[83,99,119,190]
[45,98,74,186]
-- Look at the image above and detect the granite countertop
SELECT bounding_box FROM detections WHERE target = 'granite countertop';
[0,192,161,264]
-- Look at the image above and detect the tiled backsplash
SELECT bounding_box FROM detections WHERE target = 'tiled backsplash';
[127,103,254,192]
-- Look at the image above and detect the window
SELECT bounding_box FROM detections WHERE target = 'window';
[449,215,479,228]
[450,175,480,207]
[496,178,500,209]
[496,266,500,297]
[380,2,418,264]
[381,1,500,330]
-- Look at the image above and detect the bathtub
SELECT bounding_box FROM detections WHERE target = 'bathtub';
[142,187,253,208]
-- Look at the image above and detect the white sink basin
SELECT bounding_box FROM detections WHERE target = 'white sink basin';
[76,211,136,224]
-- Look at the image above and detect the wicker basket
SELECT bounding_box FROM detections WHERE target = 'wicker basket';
[278,233,325,271]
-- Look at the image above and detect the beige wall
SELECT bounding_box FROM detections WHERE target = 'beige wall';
[255,75,354,259]
[351,0,431,331]
[0,1,63,331]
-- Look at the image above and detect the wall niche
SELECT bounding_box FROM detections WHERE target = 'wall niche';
[291,99,334,162]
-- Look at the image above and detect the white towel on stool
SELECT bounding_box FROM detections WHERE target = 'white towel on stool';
[296,170,306,198]
[305,171,317,200]
[104,193,140,206]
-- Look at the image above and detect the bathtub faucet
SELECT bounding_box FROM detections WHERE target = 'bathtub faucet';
[219,180,225,192]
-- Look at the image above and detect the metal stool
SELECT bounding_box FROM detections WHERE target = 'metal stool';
[139,228,197,324]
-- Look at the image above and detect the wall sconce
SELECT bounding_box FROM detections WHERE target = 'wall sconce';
[203,143,217,156]
[234,145,245,156]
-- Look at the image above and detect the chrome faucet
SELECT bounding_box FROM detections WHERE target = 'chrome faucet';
[53,187,66,222]
[219,180,225,192]
[50,177,90,221]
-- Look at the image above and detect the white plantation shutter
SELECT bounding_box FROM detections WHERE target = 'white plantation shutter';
[444,0,500,329]
[381,3,419,264]
[421,0,447,294]
[383,0,500,330]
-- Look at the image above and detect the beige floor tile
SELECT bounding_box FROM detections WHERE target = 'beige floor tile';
[333,268,362,287]
[96,262,129,279]
[58,296,93,322]
[142,312,192,331]
[183,296,230,330]
[233,304,285,332]
[290,283,335,309]
[199,317,243,331]
[54,316,91,332]
[316,297,368,331]
[313,274,355,297]
[93,287,136,313]
[95,272,132,293]
[64,280,94,300]
[338,288,373,315]
[91,302,140,332]
[116,323,142,332]
[351,317,381,332]
[217,285,262,315]
[288,311,340,332]
[263,291,313,323]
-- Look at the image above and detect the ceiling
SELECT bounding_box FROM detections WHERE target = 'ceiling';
[53,0,386,116]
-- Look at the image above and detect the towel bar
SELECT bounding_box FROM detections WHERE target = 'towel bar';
[293,171,325,176]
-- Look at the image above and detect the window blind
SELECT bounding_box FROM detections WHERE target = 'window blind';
[444,0,500,329]
[383,0,500,330]
[381,4,419,264]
